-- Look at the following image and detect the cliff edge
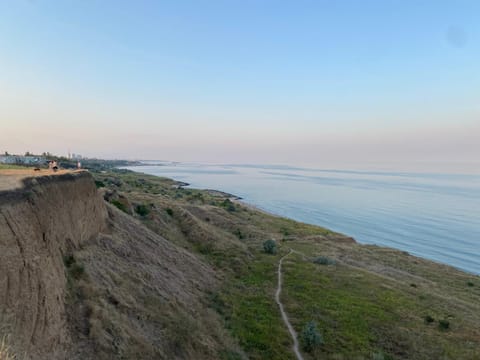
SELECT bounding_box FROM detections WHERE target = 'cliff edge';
[0,171,223,360]
[0,172,106,358]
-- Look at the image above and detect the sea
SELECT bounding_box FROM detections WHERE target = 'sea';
[124,162,480,275]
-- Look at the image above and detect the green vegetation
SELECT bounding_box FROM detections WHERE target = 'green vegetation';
[300,321,323,353]
[94,180,105,188]
[0,164,27,170]
[424,315,435,324]
[221,199,236,212]
[64,255,85,280]
[90,169,480,360]
[313,256,336,265]
[111,200,128,213]
[263,239,277,254]
[135,204,150,217]
[438,319,450,331]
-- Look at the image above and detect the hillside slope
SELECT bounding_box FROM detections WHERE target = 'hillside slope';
[0,171,239,359]
[1,169,479,359]
[94,169,480,360]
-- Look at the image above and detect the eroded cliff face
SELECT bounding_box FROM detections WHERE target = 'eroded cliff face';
[0,172,108,359]
[0,172,224,360]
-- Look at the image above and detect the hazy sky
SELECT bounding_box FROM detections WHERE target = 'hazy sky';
[0,1,479,171]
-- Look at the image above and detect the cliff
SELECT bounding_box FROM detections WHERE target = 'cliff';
[0,172,225,360]
[0,172,107,359]
[2,169,479,359]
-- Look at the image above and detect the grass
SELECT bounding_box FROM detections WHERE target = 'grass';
[282,254,400,357]
[90,169,480,360]
[0,164,28,170]
[111,200,128,213]
[0,337,16,360]
[212,253,294,360]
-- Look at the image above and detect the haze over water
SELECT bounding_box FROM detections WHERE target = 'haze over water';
[127,162,480,275]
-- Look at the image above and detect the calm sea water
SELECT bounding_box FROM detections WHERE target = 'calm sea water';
[125,162,480,275]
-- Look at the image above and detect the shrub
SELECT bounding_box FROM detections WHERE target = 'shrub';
[94,180,105,188]
[64,255,76,268]
[165,208,174,216]
[424,315,435,324]
[234,229,245,239]
[313,256,336,265]
[221,199,236,212]
[135,204,150,217]
[467,281,474,287]
[300,321,323,352]
[263,239,277,254]
[70,263,85,280]
[64,255,85,280]
[438,319,450,330]
[111,200,128,213]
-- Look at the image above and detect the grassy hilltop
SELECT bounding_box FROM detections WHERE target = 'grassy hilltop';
[90,168,480,360]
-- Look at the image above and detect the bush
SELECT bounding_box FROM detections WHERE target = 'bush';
[300,321,323,352]
[135,204,150,217]
[234,229,245,239]
[70,263,85,280]
[424,315,435,324]
[467,281,474,287]
[64,255,76,268]
[438,319,450,330]
[111,200,128,213]
[313,256,336,265]
[64,255,85,280]
[221,199,236,212]
[263,239,277,254]
[94,180,105,188]
[165,208,174,216]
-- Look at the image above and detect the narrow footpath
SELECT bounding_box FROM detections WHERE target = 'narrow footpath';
[275,249,304,360]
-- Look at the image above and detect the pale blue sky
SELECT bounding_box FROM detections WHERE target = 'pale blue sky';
[0,1,479,171]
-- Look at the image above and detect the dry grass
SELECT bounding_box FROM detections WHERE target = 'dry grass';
[0,337,16,360]
[86,169,480,359]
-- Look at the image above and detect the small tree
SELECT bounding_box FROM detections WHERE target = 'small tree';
[135,204,150,217]
[221,199,236,212]
[263,239,277,254]
[300,321,323,352]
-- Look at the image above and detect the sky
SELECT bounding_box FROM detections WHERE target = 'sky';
[0,0,479,172]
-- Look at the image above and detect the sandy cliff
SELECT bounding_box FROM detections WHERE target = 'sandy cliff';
[0,172,106,359]
[0,172,220,360]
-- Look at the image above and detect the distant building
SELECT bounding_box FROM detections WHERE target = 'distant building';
[0,155,47,165]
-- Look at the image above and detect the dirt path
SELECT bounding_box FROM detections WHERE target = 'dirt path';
[275,249,304,360]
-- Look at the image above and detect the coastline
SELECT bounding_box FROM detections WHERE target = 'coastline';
[90,167,480,358]
[123,166,480,276]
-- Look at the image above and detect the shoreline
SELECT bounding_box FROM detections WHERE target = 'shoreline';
[124,167,480,276]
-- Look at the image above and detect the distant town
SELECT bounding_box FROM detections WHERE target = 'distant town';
[0,152,83,166]
[0,152,141,171]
